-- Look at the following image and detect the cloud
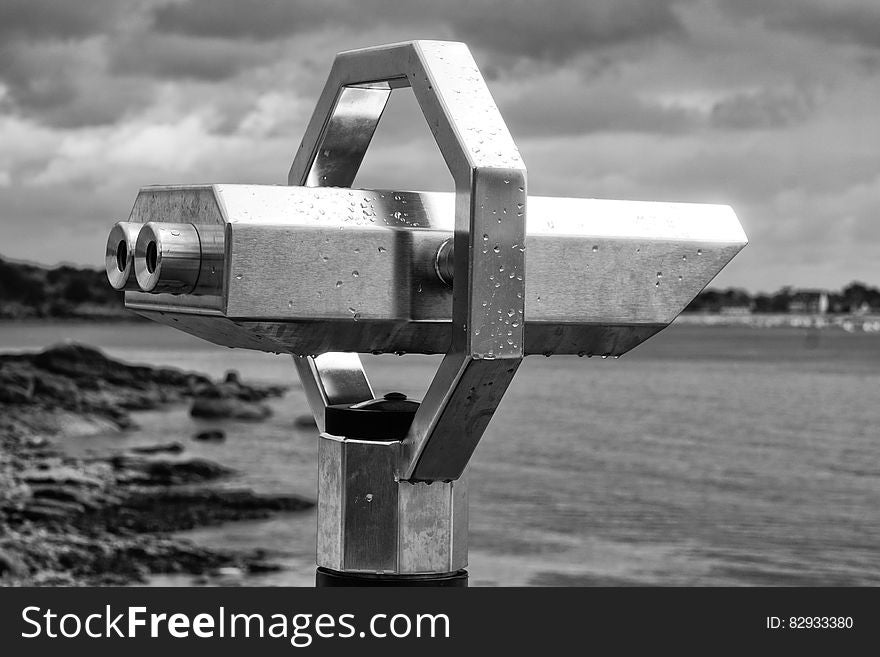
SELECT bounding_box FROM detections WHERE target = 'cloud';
[0,0,879,293]
[497,71,700,138]
[709,86,817,130]
[720,0,880,50]
[109,33,278,82]
[151,0,688,64]
[0,0,123,40]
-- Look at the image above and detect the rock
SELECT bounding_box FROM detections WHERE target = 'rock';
[191,382,225,400]
[97,488,314,533]
[246,561,282,574]
[190,397,272,421]
[21,467,104,489]
[0,343,308,586]
[294,414,317,429]
[31,343,212,391]
[19,502,75,522]
[192,372,287,404]
[24,497,86,517]
[0,548,28,577]
[30,484,102,510]
[110,456,234,486]
[32,343,125,383]
[130,442,185,455]
[0,366,35,403]
[33,373,80,406]
[193,430,225,442]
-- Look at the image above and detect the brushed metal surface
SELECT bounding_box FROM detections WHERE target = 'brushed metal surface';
[285,40,526,482]
[125,184,745,349]
[131,221,225,295]
[134,222,202,293]
[341,439,399,572]
[316,433,467,574]
[303,85,391,187]
[317,434,343,572]
[105,221,140,291]
[125,184,227,311]
[294,353,374,433]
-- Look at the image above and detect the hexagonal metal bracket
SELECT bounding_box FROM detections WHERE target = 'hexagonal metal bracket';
[289,41,526,482]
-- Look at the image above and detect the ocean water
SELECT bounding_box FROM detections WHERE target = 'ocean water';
[2,320,878,586]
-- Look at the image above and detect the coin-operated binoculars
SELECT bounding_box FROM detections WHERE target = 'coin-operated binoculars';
[105,41,746,586]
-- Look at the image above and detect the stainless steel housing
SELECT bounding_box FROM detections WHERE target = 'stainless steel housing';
[317,433,467,574]
[105,221,140,291]
[103,39,747,577]
[120,183,746,358]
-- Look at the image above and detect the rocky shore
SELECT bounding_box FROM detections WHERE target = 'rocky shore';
[0,344,313,586]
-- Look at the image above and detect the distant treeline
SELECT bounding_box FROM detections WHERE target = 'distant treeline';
[1,254,878,319]
[685,282,880,314]
[0,256,129,319]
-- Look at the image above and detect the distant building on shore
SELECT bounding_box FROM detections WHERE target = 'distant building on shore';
[788,290,829,315]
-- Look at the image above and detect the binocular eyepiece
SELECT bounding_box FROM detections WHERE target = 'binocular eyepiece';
[105,220,224,295]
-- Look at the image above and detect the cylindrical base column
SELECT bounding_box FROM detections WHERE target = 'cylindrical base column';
[316,568,468,587]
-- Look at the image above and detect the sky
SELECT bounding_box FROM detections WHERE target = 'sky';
[1,0,878,292]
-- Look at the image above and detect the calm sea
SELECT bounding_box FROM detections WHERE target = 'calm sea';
[2,320,878,586]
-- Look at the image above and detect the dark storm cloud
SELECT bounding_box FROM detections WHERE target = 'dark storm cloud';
[109,34,276,82]
[0,0,121,39]
[773,3,880,50]
[151,0,688,63]
[0,39,153,129]
[710,86,816,130]
[0,2,271,127]
[503,87,699,137]
[720,0,880,50]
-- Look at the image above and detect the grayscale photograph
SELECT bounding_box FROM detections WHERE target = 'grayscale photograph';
[1,0,878,594]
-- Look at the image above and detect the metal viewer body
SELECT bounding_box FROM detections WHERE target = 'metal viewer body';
[103,40,746,585]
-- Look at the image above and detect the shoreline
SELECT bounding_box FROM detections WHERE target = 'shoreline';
[0,344,314,586]
[675,312,880,332]
[3,312,879,331]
